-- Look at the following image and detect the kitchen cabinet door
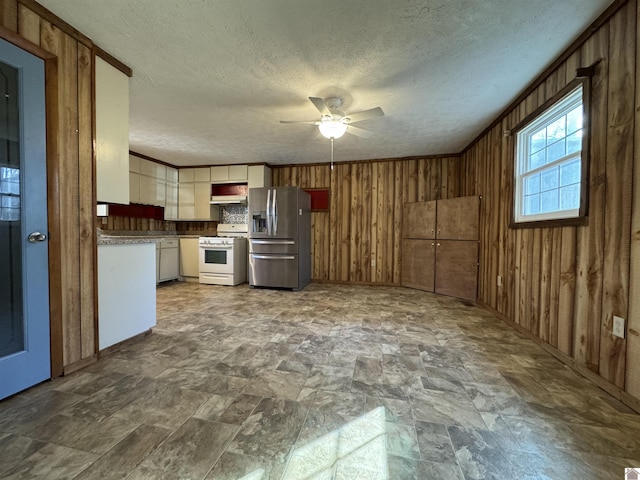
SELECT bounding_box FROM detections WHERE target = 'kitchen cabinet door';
[129,172,140,204]
[195,182,216,220]
[179,238,200,280]
[138,174,155,205]
[229,164,248,181]
[165,182,178,220]
[435,240,478,301]
[436,195,479,240]
[401,239,435,291]
[95,57,129,204]
[403,201,436,239]
[178,183,195,219]
[248,165,271,188]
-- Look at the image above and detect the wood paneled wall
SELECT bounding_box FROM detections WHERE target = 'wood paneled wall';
[459,0,640,404]
[1,0,107,374]
[273,156,460,284]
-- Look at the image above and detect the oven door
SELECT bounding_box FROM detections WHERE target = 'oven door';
[199,244,234,274]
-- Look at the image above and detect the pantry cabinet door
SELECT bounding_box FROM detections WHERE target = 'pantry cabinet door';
[401,239,435,292]
[436,196,479,240]
[435,240,478,301]
[403,201,436,239]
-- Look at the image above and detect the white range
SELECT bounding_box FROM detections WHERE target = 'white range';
[198,223,247,286]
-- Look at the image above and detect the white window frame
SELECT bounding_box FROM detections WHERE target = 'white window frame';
[514,85,585,224]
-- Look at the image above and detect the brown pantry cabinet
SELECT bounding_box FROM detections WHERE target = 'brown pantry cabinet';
[401,196,479,301]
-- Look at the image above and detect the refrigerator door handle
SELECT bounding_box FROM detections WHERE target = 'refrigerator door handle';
[272,188,278,236]
[266,188,272,236]
[251,254,295,260]
[251,239,295,245]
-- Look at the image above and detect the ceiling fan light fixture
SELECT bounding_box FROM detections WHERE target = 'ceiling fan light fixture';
[318,120,347,139]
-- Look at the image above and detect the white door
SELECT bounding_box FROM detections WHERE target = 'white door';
[0,39,50,400]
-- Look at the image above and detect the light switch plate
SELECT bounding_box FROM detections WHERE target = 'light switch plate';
[613,315,625,339]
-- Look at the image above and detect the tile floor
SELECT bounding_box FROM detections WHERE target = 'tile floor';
[1,282,639,479]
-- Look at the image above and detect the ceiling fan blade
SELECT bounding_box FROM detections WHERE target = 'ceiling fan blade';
[309,97,331,118]
[343,106,384,124]
[346,125,373,138]
[280,120,320,125]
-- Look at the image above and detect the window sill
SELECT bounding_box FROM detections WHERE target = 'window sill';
[510,216,588,229]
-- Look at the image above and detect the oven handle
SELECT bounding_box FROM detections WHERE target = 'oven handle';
[251,240,295,245]
[199,245,234,249]
[251,254,295,260]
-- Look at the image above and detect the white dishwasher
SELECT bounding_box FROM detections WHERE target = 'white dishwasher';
[158,238,179,283]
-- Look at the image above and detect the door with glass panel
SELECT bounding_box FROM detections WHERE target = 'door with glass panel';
[0,39,50,400]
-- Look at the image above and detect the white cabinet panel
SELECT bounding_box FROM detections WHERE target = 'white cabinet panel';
[179,238,200,279]
[179,168,195,183]
[229,164,248,181]
[194,167,210,182]
[95,57,129,204]
[165,182,178,220]
[248,165,271,188]
[129,172,140,204]
[98,243,155,350]
[210,165,248,183]
[166,167,178,183]
[178,183,195,219]
[210,166,228,182]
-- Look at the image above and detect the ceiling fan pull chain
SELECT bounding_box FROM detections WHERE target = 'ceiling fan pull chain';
[330,137,334,171]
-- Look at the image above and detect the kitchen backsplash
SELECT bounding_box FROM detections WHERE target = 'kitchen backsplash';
[221,205,248,224]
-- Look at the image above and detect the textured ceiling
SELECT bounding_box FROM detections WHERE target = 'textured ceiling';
[38,0,611,167]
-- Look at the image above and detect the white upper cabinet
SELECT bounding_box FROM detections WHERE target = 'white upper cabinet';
[210,165,248,183]
[248,165,271,188]
[95,57,130,204]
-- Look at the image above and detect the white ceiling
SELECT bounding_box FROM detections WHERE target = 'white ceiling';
[38,0,611,167]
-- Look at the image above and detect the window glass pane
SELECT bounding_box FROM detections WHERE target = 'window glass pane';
[567,106,582,135]
[546,117,566,145]
[524,194,540,215]
[529,150,545,170]
[541,189,559,213]
[560,159,581,186]
[566,130,582,155]
[559,183,580,210]
[530,130,546,154]
[540,166,559,191]
[546,139,566,163]
[525,173,540,195]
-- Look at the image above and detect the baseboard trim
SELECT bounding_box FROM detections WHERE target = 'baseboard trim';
[476,300,640,414]
[62,354,97,376]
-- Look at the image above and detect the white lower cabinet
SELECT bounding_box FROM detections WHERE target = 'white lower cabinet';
[179,238,200,282]
[98,243,155,350]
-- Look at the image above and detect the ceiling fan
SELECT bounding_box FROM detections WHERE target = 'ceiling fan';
[280,96,384,139]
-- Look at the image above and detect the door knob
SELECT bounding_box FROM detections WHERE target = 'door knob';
[28,231,47,243]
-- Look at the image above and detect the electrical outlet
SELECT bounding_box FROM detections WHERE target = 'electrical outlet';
[101,217,107,225]
[613,315,625,339]
[371,259,376,267]
[497,275,502,287]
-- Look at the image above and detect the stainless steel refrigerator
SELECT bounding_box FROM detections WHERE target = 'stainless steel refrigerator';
[248,186,311,290]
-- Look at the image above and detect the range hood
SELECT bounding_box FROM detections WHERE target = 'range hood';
[210,195,247,205]
[210,183,249,205]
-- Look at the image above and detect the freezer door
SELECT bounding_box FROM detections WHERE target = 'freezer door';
[249,253,299,289]
[249,238,298,255]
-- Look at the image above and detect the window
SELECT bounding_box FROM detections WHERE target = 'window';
[0,165,20,222]
[514,84,586,225]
